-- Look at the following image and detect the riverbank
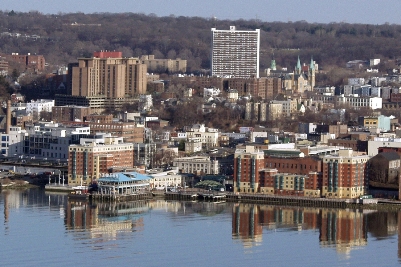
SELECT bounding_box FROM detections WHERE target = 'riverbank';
[42,186,401,211]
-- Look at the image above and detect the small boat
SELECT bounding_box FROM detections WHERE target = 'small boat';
[68,184,90,200]
[68,189,90,200]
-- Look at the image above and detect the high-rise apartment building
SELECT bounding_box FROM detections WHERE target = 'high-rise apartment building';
[71,51,147,98]
[211,26,260,78]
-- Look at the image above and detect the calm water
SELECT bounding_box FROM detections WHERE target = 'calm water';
[1,188,400,267]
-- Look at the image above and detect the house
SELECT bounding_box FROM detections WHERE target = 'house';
[367,151,400,188]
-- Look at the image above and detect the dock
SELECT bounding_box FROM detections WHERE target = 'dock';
[44,184,74,192]
[43,185,401,210]
[91,192,153,202]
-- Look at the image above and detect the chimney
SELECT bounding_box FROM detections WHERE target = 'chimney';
[6,100,11,134]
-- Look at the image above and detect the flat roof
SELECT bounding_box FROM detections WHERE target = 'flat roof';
[98,172,151,182]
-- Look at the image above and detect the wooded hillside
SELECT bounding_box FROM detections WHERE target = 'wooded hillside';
[1,11,401,71]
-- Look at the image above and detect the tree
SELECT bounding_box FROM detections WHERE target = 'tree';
[11,69,20,82]
[178,140,185,151]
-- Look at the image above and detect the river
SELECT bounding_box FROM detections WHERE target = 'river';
[1,188,400,267]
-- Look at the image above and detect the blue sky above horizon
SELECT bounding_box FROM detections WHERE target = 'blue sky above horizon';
[2,0,401,25]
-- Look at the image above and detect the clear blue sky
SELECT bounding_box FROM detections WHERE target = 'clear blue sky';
[2,0,401,25]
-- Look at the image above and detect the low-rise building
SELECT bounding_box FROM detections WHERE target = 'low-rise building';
[148,169,184,189]
[185,138,202,153]
[336,95,382,110]
[173,156,219,175]
[52,105,91,122]
[259,169,320,197]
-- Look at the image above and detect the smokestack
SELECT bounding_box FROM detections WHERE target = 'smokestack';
[6,100,11,134]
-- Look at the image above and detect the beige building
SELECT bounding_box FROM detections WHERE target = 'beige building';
[173,156,219,175]
[140,55,187,73]
[71,52,147,98]
[270,99,297,117]
[268,102,283,120]
[186,130,219,150]
[185,138,202,154]
[148,170,184,189]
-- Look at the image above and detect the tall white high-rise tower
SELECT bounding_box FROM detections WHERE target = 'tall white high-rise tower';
[211,26,260,78]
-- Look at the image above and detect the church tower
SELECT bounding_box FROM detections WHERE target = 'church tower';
[295,55,302,75]
[308,57,316,89]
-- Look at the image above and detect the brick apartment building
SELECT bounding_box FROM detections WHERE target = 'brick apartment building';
[68,135,134,186]
[7,53,46,72]
[52,106,92,123]
[234,151,265,193]
[321,149,369,198]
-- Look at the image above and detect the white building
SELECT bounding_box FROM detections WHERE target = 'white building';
[170,132,187,142]
[336,95,382,110]
[173,156,219,175]
[0,126,27,157]
[186,131,219,150]
[185,138,202,153]
[148,169,184,189]
[227,89,239,102]
[211,26,260,78]
[367,137,401,156]
[203,87,220,98]
[250,131,268,143]
[25,122,91,161]
[26,99,54,114]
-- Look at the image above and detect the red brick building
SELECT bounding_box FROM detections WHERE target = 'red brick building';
[234,152,323,195]
[8,53,45,72]
[52,106,92,123]
[234,151,265,193]
[265,155,322,175]
[259,169,320,197]
[322,149,369,198]
[68,136,134,186]
[93,51,123,58]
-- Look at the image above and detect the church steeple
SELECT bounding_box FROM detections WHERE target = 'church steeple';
[295,55,301,74]
[310,56,315,70]
[270,59,276,70]
[308,56,316,89]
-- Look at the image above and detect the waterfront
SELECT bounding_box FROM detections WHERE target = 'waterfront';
[1,188,401,267]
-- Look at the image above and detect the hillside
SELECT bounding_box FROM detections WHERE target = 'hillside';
[1,10,401,72]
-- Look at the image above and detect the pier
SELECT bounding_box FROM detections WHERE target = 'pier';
[43,185,401,210]
[91,192,153,202]
[225,193,348,208]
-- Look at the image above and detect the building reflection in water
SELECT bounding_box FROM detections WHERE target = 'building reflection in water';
[232,203,263,247]
[232,203,370,253]
[320,209,367,254]
[64,199,149,241]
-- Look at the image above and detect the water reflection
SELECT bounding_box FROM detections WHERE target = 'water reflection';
[65,200,149,242]
[2,188,401,259]
[232,204,387,254]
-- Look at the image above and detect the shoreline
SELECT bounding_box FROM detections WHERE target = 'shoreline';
[33,186,401,211]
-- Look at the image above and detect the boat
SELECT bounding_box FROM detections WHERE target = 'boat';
[68,184,90,200]
[68,189,90,200]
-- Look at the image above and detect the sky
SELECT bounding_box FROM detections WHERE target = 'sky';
[2,0,401,25]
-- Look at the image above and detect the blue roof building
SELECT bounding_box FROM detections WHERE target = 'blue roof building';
[97,172,151,195]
